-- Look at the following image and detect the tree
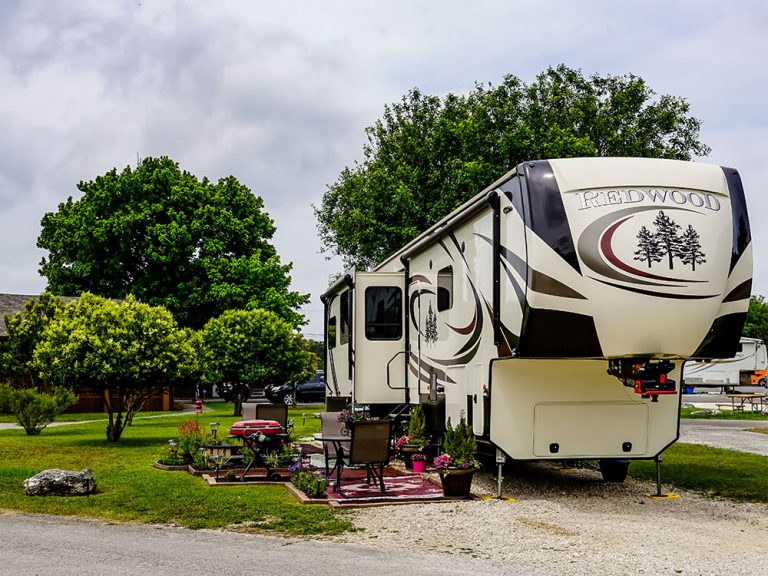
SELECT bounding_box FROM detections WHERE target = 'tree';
[33,293,198,442]
[677,224,706,271]
[633,225,662,268]
[0,293,65,389]
[744,295,768,343]
[38,156,308,329]
[0,383,77,435]
[201,309,317,416]
[316,64,710,268]
[653,211,682,270]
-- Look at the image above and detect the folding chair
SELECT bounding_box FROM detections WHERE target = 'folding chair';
[337,419,392,494]
[256,404,292,433]
[318,412,348,476]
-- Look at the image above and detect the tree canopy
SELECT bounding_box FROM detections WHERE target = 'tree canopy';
[0,293,65,389]
[33,293,198,441]
[38,156,308,329]
[316,64,711,268]
[744,295,768,344]
[201,309,317,416]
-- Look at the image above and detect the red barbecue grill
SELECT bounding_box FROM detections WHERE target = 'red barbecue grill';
[228,419,292,480]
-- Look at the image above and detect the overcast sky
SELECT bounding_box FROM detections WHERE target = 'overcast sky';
[1,0,766,340]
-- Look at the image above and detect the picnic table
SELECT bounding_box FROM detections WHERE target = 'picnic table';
[724,393,768,413]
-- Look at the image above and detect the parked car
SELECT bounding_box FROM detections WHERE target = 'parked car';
[265,370,325,405]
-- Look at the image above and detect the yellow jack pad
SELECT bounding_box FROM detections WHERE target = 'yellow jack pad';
[645,493,681,500]
[480,495,517,503]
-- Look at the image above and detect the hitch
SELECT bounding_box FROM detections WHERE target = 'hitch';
[608,359,677,400]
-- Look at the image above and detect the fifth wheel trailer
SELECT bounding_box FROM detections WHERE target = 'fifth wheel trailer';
[321,157,752,482]
[683,337,767,391]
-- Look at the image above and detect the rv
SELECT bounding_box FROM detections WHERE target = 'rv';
[321,157,752,482]
[684,337,767,391]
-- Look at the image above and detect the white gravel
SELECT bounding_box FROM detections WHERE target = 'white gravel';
[323,462,768,576]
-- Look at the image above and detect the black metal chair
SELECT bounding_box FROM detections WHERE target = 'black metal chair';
[337,419,392,494]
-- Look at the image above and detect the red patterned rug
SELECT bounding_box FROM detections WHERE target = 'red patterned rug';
[326,473,445,506]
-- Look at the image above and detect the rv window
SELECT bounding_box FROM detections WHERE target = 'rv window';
[365,286,402,340]
[437,266,453,311]
[328,316,337,349]
[340,291,349,345]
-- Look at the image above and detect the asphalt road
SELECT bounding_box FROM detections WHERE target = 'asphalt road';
[0,513,521,576]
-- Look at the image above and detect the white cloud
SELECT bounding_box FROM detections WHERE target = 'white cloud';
[0,0,766,341]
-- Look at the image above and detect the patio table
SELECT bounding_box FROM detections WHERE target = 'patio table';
[314,435,351,492]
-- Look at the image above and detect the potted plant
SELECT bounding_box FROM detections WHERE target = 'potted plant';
[395,404,432,469]
[336,406,370,430]
[433,411,479,498]
[411,452,428,473]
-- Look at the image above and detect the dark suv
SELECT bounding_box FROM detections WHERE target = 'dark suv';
[265,370,325,406]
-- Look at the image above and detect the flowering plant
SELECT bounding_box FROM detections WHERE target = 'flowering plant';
[394,434,430,452]
[289,462,329,498]
[336,407,370,425]
[411,452,427,462]
[433,411,479,473]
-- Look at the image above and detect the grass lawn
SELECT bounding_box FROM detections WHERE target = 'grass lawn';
[629,443,768,501]
[681,407,768,420]
[0,403,353,535]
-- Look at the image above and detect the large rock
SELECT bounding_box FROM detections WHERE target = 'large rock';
[23,469,97,496]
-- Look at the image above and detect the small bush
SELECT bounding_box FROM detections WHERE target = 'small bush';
[290,463,329,498]
[0,383,78,435]
[156,445,184,466]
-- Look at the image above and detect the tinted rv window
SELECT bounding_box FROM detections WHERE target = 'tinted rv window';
[340,291,349,345]
[328,316,337,349]
[365,286,402,340]
[437,266,453,311]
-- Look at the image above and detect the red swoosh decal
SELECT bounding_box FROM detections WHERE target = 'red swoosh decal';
[600,217,688,283]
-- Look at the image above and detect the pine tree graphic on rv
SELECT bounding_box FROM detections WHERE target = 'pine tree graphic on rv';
[633,210,706,271]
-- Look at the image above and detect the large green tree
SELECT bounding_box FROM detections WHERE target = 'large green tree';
[0,293,65,389]
[316,64,710,268]
[201,309,317,416]
[38,156,308,329]
[33,293,198,442]
[744,295,768,343]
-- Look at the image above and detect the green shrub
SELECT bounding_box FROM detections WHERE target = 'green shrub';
[442,411,478,468]
[0,383,77,435]
[290,463,329,498]
[156,445,184,466]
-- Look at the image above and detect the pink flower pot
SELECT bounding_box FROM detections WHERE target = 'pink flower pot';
[412,460,427,473]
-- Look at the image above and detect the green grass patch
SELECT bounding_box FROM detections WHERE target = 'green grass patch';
[680,407,768,420]
[629,443,768,501]
[0,405,351,535]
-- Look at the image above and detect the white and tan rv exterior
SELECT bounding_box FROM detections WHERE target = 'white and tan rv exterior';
[321,157,752,480]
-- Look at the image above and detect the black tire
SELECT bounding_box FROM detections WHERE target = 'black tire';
[283,393,295,406]
[599,459,630,483]
[759,378,767,388]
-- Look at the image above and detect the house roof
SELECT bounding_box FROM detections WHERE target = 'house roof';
[0,294,77,338]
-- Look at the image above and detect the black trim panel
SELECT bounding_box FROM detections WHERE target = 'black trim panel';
[722,166,751,273]
[723,279,752,303]
[519,307,602,358]
[520,160,581,274]
[691,312,748,359]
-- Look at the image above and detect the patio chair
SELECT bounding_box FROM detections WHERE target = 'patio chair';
[337,419,392,494]
[318,412,349,475]
[256,403,291,432]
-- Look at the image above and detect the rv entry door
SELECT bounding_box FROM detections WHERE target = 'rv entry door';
[353,272,407,404]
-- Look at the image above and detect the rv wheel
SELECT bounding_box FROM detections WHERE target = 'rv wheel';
[599,459,629,483]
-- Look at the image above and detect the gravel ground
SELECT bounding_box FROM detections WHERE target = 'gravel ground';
[323,462,768,576]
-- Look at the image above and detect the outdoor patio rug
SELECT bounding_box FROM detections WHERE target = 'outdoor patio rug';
[326,470,445,507]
